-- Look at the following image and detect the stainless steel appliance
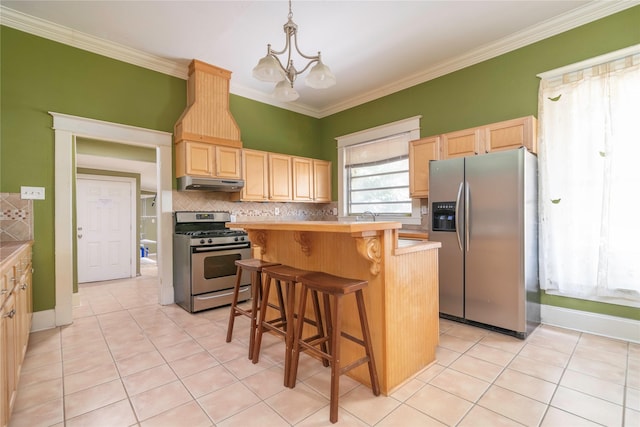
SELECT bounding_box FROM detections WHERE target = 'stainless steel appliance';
[173,211,251,312]
[429,148,539,338]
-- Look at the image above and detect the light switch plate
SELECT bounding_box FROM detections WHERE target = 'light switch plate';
[21,186,45,200]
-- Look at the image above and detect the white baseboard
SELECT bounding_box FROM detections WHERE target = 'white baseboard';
[30,309,57,332]
[541,304,640,344]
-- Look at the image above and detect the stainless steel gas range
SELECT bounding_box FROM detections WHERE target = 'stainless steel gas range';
[173,211,251,312]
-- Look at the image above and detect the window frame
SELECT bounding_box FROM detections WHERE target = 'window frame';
[336,116,422,224]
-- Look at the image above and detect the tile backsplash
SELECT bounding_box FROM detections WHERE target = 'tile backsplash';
[172,190,337,222]
[0,193,34,242]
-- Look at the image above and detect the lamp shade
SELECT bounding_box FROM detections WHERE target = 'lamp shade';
[252,55,286,82]
[273,80,299,101]
[305,60,336,89]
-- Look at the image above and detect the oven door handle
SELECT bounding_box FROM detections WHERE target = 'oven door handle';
[192,244,250,252]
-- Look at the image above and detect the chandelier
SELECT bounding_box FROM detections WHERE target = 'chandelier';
[252,0,336,102]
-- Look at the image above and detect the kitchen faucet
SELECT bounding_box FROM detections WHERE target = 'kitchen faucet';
[363,211,377,222]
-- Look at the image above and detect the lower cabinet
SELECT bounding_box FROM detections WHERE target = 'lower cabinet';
[1,243,33,427]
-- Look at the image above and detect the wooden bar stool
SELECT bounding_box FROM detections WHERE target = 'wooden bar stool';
[253,264,327,387]
[289,271,380,424]
[226,259,280,359]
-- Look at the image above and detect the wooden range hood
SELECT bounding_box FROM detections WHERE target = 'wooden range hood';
[174,59,242,148]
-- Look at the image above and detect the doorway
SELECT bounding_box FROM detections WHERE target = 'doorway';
[76,175,137,283]
[49,112,173,329]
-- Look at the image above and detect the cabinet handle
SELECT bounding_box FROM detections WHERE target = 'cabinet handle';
[3,309,16,319]
[11,277,16,283]
[1,289,8,295]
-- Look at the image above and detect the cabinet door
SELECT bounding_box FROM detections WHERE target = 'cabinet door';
[241,149,269,201]
[442,128,482,159]
[176,141,214,177]
[484,116,537,154]
[313,160,332,202]
[215,146,241,178]
[292,157,314,202]
[409,136,440,198]
[1,293,17,423]
[269,154,292,201]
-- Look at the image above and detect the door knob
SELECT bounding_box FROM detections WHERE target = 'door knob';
[77,234,83,239]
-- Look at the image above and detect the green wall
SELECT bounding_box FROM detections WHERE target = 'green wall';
[2,6,639,320]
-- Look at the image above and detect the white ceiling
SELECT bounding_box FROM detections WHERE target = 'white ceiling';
[2,1,637,118]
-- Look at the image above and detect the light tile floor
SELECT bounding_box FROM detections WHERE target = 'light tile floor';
[9,268,640,426]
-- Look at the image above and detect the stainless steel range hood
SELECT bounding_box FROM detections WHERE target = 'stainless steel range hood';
[177,176,244,192]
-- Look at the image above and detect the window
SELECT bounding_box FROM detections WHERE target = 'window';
[538,45,640,306]
[337,116,421,224]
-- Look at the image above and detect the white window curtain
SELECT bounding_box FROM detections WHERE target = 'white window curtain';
[538,49,640,304]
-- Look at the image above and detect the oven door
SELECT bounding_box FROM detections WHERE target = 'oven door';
[191,245,251,295]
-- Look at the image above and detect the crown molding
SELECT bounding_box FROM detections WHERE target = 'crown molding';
[318,1,640,117]
[0,6,188,79]
[2,2,638,119]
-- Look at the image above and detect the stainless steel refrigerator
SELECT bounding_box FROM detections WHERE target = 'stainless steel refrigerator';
[429,148,539,338]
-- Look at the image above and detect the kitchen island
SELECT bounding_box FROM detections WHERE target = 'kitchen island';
[227,220,441,395]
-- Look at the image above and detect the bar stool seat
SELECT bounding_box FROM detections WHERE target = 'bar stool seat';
[226,259,280,359]
[289,271,380,424]
[254,264,327,387]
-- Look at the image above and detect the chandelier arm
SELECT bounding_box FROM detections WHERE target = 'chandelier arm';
[291,30,320,62]
[295,58,319,76]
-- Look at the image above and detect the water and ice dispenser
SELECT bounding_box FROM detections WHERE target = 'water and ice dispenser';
[432,202,457,232]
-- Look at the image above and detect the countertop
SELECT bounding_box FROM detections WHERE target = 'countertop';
[1,241,33,265]
[228,220,402,234]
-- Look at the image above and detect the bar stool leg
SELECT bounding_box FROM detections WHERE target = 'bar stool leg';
[328,294,342,424]
[226,265,253,357]
[252,276,287,364]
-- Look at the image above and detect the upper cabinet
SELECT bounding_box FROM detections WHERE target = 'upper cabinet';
[268,153,293,201]
[441,116,537,159]
[240,149,269,201]
[175,140,241,179]
[484,116,537,154]
[292,157,314,202]
[409,136,440,198]
[313,160,332,203]
[236,150,331,203]
[410,116,537,198]
[442,128,482,159]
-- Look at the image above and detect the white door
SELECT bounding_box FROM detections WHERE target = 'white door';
[77,176,136,283]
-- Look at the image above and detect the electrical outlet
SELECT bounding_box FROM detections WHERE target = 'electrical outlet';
[21,186,45,200]
[421,205,428,215]
[274,207,280,215]
[332,207,338,216]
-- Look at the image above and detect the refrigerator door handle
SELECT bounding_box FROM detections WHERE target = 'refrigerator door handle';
[455,182,463,251]
[465,181,470,251]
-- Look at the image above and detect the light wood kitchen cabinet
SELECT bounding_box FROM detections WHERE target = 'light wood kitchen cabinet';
[409,136,440,198]
[175,140,241,179]
[1,292,17,427]
[292,157,314,202]
[442,116,538,159]
[237,150,331,203]
[1,243,33,427]
[313,160,332,202]
[484,116,537,154]
[240,149,269,201]
[441,127,483,159]
[269,153,293,201]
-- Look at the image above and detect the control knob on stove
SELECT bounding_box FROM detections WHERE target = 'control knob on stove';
[208,238,213,244]
[199,239,205,244]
